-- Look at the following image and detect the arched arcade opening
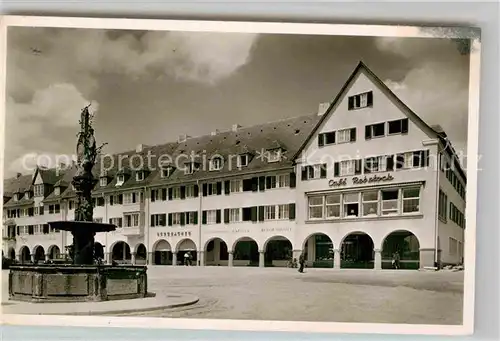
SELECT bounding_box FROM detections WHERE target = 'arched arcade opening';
[8,247,16,260]
[111,241,131,264]
[340,232,374,269]
[47,245,61,260]
[135,244,147,265]
[302,233,334,268]
[205,238,229,266]
[233,237,259,266]
[176,239,197,266]
[382,230,420,269]
[19,246,30,263]
[153,240,173,265]
[33,245,46,263]
[264,236,293,267]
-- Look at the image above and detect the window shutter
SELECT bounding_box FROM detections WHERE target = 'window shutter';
[266,176,272,189]
[180,212,186,226]
[258,206,265,222]
[257,176,265,191]
[334,162,340,177]
[289,172,296,188]
[289,203,296,220]
[224,209,230,224]
[118,194,123,204]
[193,211,198,225]
[251,206,258,222]
[364,158,372,174]
[396,154,404,169]
[202,183,208,196]
[320,164,327,178]
[168,213,172,226]
[355,160,362,175]
[348,96,354,110]
[413,151,421,168]
[216,210,221,224]
[151,190,156,202]
[318,134,324,147]
[367,91,373,106]
[301,167,308,181]
[251,177,258,192]
[386,155,395,171]
[308,166,315,179]
[194,185,199,197]
[350,128,357,142]
[167,188,172,200]
[202,211,207,224]
[401,118,409,134]
[180,186,186,199]
[150,215,154,227]
[423,150,430,167]
[365,126,372,140]
[16,226,19,235]
[224,180,230,195]
[216,182,222,195]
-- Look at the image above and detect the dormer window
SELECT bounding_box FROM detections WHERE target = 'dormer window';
[136,171,145,182]
[185,162,198,175]
[100,177,108,187]
[54,187,60,196]
[161,166,175,178]
[116,174,125,186]
[34,184,44,197]
[267,149,282,163]
[209,157,223,171]
[14,193,19,201]
[25,191,31,199]
[237,154,249,168]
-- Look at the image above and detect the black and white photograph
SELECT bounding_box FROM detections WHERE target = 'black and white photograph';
[1,16,480,336]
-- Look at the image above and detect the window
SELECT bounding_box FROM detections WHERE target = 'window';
[100,177,107,187]
[348,91,373,110]
[206,210,217,224]
[449,237,458,256]
[362,191,379,216]
[388,118,409,135]
[171,212,181,225]
[381,189,399,215]
[318,131,336,146]
[264,205,276,220]
[265,205,289,220]
[161,166,175,178]
[237,154,249,168]
[185,162,197,175]
[96,197,105,206]
[124,213,140,227]
[54,187,60,196]
[278,174,290,188]
[229,208,240,223]
[308,196,324,219]
[48,204,60,214]
[210,157,223,171]
[364,156,389,173]
[150,214,166,227]
[325,194,341,218]
[185,185,195,198]
[302,164,327,180]
[340,160,355,176]
[267,149,282,163]
[123,192,138,204]
[93,218,103,223]
[136,172,145,181]
[187,211,197,225]
[438,189,448,221]
[230,179,242,193]
[206,183,219,196]
[109,217,123,227]
[343,193,359,217]
[337,128,355,143]
[25,191,31,199]
[34,184,44,197]
[402,188,420,213]
[116,174,125,185]
[365,122,385,139]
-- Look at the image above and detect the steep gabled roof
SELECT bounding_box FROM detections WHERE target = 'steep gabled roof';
[292,61,467,183]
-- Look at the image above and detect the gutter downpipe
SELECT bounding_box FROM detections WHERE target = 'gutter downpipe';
[144,186,149,266]
[197,179,202,266]
[434,142,443,268]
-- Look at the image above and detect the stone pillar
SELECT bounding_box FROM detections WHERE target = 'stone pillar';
[131,252,137,265]
[31,254,35,263]
[228,252,234,267]
[259,251,265,268]
[147,252,154,265]
[334,249,341,269]
[105,252,111,264]
[420,248,437,269]
[172,252,177,266]
[292,250,302,260]
[374,249,382,270]
[198,251,205,266]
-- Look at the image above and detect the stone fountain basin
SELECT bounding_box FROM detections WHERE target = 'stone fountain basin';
[9,264,148,303]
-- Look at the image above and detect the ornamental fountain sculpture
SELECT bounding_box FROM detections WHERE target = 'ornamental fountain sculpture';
[8,105,149,302]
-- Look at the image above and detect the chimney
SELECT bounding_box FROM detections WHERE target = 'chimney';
[178,134,190,143]
[211,129,219,136]
[318,102,331,116]
[232,124,241,132]
[135,144,148,153]
[16,172,22,178]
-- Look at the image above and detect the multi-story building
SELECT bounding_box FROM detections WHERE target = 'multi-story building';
[2,61,466,270]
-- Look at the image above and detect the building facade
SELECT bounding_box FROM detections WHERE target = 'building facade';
[2,62,466,270]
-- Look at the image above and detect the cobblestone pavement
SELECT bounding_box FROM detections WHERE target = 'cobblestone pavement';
[114,266,464,325]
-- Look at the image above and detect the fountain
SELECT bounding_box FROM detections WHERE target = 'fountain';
[8,105,148,302]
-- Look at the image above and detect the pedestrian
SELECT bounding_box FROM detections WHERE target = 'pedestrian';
[392,251,401,269]
[298,252,305,273]
[184,252,190,266]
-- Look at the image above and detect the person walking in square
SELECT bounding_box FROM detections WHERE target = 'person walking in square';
[392,251,401,269]
[298,252,305,273]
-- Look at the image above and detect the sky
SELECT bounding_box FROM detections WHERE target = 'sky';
[4,26,471,178]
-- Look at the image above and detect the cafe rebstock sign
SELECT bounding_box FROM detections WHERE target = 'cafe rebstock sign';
[328,173,395,187]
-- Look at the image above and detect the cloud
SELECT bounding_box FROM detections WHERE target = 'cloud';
[375,37,470,160]
[5,83,96,176]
